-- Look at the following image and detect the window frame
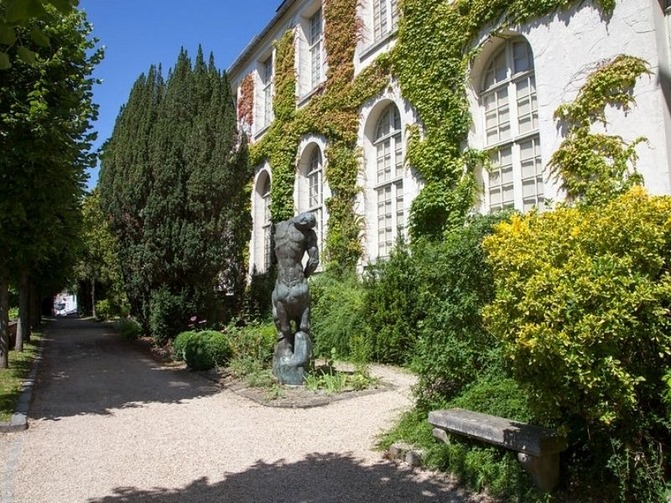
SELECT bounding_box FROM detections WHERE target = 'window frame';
[480,37,543,213]
[372,103,404,259]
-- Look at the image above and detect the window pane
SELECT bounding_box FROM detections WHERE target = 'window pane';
[513,40,533,74]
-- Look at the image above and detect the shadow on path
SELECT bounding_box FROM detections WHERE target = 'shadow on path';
[87,452,484,503]
[30,317,217,421]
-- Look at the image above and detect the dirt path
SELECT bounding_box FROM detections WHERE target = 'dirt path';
[0,317,487,503]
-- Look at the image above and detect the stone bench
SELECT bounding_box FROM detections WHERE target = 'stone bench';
[428,408,567,491]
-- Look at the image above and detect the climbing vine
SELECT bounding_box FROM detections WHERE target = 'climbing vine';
[549,54,650,205]
[392,0,617,239]
[250,0,389,272]
[237,74,254,130]
[249,0,619,269]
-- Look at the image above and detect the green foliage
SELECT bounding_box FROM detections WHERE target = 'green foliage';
[484,187,671,499]
[484,188,671,426]
[148,286,205,345]
[181,330,231,371]
[411,212,513,408]
[115,318,141,341]
[7,307,18,321]
[241,268,274,322]
[172,331,193,362]
[95,299,111,321]
[99,48,252,337]
[362,241,422,365]
[0,5,101,363]
[310,272,367,359]
[549,55,651,205]
[0,0,79,69]
[392,0,615,238]
[227,321,276,379]
[76,189,125,318]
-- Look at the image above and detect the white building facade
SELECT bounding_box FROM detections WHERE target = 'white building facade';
[229,0,671,274]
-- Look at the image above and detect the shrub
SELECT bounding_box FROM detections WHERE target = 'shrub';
[362,240,422,365]
[182,330,232,371]
[310,272,367,359]
[411,212,514,409]
[116,318,141,340]
[172,331,195,362]
[484,187,671,499]
[95,299,111,321]
[227,322,276,378]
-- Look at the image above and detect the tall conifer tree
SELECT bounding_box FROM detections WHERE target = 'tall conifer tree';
[100,48,251,342]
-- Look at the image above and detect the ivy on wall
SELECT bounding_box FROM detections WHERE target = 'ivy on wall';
[249,0,619,270]
[392,0,617,239]
[549,54,650,205]
[249,0,389,272]
[237,74,254,130]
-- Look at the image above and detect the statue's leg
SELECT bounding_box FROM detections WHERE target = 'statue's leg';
[275,301,292,341]
[299,305,311,334]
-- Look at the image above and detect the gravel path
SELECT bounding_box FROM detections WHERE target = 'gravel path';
[0,317,489,503]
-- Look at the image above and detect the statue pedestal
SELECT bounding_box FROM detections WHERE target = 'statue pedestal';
[272,330,312,385]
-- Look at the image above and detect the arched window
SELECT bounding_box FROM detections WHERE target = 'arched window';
[307,148,324,248]
[261,176,272,271]
[252,172,272,273]
[481,38,543,212]
[373,103,404,258]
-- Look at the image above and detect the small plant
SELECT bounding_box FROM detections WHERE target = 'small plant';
[227,321,276,380]
[116,318,142,340]
[95,299,111,321]
[172,331,195,362]
[182,330,232,371]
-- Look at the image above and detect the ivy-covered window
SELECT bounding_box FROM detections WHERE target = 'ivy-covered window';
[307,148,324,250]
[309,8,323,90]
[373,0,399,41]
[374,103,404,258]
[261,56,273,129]
[481,38,543,212]
[262,175,272,271]
[252,170,273,273]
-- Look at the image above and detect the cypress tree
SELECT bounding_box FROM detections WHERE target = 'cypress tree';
[100,48,252,342]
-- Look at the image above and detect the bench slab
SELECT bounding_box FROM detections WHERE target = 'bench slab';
[428,408,567,457]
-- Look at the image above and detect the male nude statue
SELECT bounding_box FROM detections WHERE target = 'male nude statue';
[271,212,319,384]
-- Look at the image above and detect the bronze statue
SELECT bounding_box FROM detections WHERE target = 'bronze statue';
[271,212,319,385]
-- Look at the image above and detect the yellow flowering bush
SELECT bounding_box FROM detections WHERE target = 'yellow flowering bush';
[483,187,671,426]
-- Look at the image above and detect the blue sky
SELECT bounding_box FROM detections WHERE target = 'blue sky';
[80,0,283,189]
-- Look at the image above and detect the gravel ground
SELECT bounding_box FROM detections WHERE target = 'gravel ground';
[0,317,491,503]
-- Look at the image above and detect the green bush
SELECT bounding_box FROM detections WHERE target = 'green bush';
[95,299,111,321]
[172,331,195,361]
[310,272,367,359]
[484,187,671,499]
[116,318,141,340]
[227,322,276,378]
[410,212,514,408]
[361,240,422,365]
[182,330,232,371]
[148,286,209,345]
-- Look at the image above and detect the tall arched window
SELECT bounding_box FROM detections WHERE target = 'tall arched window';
[307,148,324,249]
[374,103,404,258]
[261,176,272,271]
[481,38,543,212]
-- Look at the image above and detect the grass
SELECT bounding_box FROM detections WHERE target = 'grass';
[0,331,42,423]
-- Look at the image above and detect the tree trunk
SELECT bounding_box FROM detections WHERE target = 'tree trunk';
[16,273,30,351]
[0,278,9,369]
[30,282,40,329]
[91,280,96,319]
